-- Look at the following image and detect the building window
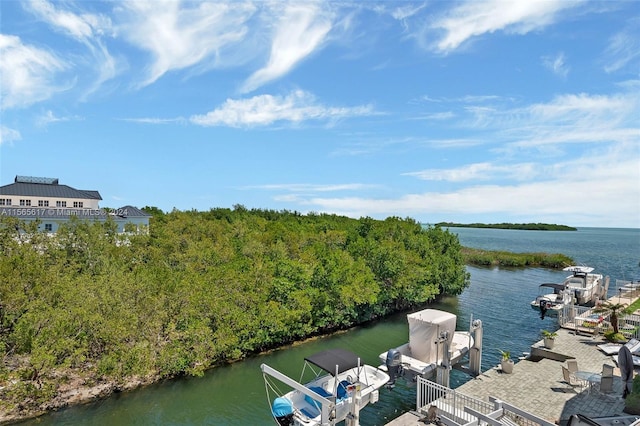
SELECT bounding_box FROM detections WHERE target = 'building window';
[20,199,31,206]
[0,198,10,205]
[44,224,53,232]
[73,201,84,208]
[56,201,67,207]
[38,200,49,207]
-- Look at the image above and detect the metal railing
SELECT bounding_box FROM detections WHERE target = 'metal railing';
[558,303,640,340]
[415,378,555,426]
[416,378,493,424]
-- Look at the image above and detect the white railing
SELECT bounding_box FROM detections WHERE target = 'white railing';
[415,378,555,426]
[416,377,493,424]
[558,303,640,340]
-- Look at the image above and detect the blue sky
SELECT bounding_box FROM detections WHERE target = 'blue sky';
[1,1,639,228]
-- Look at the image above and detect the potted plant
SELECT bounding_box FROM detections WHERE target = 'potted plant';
[541,330,558,349]
[499,350,514,374]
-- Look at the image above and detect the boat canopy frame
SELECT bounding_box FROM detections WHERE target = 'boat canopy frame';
[538,283,569,292]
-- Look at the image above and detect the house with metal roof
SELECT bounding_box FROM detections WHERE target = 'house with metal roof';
[0,176,151,233]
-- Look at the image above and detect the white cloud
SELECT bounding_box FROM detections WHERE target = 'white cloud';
[286,88,640,227]
[404,162,537,182]
[241,3,333,93]
[36,110,82,127]
[240,183,376,192]
[120,117,186,125]
[300,151,639,227]
[24,0,120,99]
[603,22,640,73]
[0,126,22,145]
[543,52,569,78]
[25,0,112,41]
[458,91,639,146]
[0,34,69,109]
[190,90,374,127]
[422,111,455,120]
[117,0,256,87]
[431,0,582,53]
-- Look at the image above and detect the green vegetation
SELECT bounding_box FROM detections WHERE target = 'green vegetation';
[461,247,572,268]
[436,222,577,231]
[624,298,640,314]
[0,209,470,414]
[625,375,640,414]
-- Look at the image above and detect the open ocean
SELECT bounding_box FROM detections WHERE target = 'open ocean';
[17,227,640,425]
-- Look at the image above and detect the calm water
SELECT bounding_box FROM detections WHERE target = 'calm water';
[18,227,640,425]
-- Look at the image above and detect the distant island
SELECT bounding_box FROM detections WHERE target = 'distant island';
[435,222,577,231]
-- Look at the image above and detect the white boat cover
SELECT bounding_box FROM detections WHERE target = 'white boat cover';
[408,309,456,364]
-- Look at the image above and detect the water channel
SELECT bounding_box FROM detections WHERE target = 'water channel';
[18,227,640,425]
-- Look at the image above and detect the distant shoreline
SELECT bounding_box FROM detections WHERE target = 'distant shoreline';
[434,222,577,231]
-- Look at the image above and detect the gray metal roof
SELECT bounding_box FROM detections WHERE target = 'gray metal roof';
[112,206,152,217]
[0,206,150,220]
[0,182,102,200]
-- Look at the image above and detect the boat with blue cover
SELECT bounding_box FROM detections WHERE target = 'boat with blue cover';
[261,348,389,426]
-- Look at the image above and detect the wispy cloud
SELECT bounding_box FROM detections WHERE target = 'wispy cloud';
[241,3,333,93]
[25,0,112,41]
[429,0,582,53]
[404,162,537,182]
[296,147,638,226]
[0,34,69,109]
[190,90,374,127]
[117,0,256,87]
[542,52,569,78]
[294,87,639,227]
[24,0,119,98]
[36,110,83,127]
[603,20,640,73]
[421,111,455,120]
[119,117,187,125]
[0,126,22,145]
[457,91,639,144]
[239,183,376,192]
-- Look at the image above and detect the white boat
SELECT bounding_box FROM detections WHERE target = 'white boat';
[379,309,483,388]
[562,265,604,305]
[530,282,573,318]
[261,348,390,426]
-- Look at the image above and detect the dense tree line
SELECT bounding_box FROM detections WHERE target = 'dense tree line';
[436,222,577,231]
[0,208,469,411]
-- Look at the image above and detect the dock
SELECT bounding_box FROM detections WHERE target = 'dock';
[386,328,627,425]
[386,282,640,425]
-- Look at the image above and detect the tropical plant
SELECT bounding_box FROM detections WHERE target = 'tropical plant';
[595,301,630,335]
[499,350,511,361]
[541,330,558,339]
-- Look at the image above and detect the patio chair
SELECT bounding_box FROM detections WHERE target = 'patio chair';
[602,364,614,377]
[598,375,614,394]
[594,363,616,395]
[567,359,579,373]
[562,366,586,391]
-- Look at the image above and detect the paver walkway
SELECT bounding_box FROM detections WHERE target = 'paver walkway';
[386,328,632,425]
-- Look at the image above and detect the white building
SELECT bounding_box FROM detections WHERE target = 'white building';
[0,176,150,233]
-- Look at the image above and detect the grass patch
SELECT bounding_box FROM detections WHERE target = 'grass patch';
[461,247,572,269]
